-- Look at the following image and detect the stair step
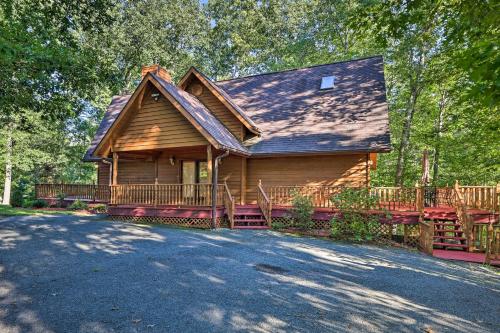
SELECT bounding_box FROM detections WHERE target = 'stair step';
[434,229,464,233]
[234,212,263,216]
[233,226,270,230]
[433,236,467,240]
[433,242,468,248]
[234,219,266,224]
[433,223,461,227]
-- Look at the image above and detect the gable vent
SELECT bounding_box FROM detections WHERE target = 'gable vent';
[320,75,336,90]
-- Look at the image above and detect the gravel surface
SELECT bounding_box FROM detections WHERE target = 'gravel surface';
[0,214,499,333]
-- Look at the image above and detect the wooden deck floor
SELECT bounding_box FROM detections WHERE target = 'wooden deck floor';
[433,249,500,266]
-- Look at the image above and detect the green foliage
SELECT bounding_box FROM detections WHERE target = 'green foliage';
[91,204,107,214]
[0,205,77,217]
[30,199,49,209]
[1,0,498,205]
[56,192,66,208]
[288,191,314,230]
[68,200,89,211]
[330,188,381,241]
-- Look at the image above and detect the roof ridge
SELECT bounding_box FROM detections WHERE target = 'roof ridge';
[216,55,383,83]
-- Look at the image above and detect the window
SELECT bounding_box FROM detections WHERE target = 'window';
[320,76,336,90]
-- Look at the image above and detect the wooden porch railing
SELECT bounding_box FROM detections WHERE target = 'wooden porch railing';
[485,224,500,265]
[459,185,499,211]
[35,184,110,202]
[110,184,224,206]
[257,181,272,227]
[370,187,420,211]
[266,185,345,208]
[418,219,434,255]
[266,185,422,211]
[223,182,235,228]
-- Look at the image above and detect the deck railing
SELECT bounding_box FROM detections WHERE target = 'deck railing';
[453,183,474,250]
[257,181,272,226]
[459,185,499,211]
[223,182,235,228]
[266,185,345,208]
[110,184,224,206]
[266,185,421,211]
[35,184,110,202]
[370,187,420,211]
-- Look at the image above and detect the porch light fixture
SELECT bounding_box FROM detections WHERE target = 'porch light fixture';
[169,156,175,166]
[151,92,160,101]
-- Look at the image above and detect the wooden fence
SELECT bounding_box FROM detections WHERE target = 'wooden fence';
[109,184,224,206]
[35,184,110,202]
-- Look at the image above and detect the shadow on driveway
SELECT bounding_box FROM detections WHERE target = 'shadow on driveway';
[0,215,498,332]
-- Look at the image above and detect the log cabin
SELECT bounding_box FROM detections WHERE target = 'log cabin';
[82,56,391,227]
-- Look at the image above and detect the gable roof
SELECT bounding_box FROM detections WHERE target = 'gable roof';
[216,56,391,155]
[178,67,261,134]
[84,94,131,161]
[85,56,390,161]
[84,74,248,161]
[152,74,249,155]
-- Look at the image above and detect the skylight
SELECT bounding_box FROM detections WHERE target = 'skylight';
[320,76,336,90]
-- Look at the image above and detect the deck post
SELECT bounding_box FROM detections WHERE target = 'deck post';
[207,144,213,188]
[212,150,229,229]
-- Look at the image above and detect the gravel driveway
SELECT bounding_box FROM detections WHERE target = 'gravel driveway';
[0,214,499,333]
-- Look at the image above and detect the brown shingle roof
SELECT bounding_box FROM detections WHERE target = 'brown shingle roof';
[85,56,390,161]
[217,56,390,155]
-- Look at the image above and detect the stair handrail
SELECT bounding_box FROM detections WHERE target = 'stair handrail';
[223,181,235,229]
[453,181,473,250]
[257,180,272,227]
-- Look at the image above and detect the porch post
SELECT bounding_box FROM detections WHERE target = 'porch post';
[207,145,213,184]
[112,152,119,185]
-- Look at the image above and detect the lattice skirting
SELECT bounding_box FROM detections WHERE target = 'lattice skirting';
[108,215,227,229]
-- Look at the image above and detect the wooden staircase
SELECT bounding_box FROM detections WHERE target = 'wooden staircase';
[432,218,468,250]
[233,205,270,230]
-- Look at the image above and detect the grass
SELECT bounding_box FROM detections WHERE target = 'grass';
[0,205,84,217]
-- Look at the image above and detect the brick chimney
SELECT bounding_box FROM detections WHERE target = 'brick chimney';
[141,64,172,83]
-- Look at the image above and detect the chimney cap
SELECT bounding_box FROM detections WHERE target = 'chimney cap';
[141,64,172,83]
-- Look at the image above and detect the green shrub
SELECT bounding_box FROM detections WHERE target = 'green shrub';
[68,200,89,210]
[56,192,66,208]
[330,188,385,241]
[10,184,26,207]
[92,204,107,214]
[31,199,49,208]
[288,190,314,230]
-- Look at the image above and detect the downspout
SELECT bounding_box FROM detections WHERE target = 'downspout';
[212,150,230,229]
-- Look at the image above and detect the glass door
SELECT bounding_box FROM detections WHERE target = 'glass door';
[182,161,196,200]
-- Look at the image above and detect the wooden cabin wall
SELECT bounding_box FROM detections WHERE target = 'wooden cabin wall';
[97,162,110,185]
[246,154,368,203]
[185,78,243,140]
[113,92,208,152]
[117,160,156,184]
[219,155,243,203]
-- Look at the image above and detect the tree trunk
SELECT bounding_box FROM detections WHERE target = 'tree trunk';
[433,90,446,184]
[395,86,419,186]
[2,127,13,205]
